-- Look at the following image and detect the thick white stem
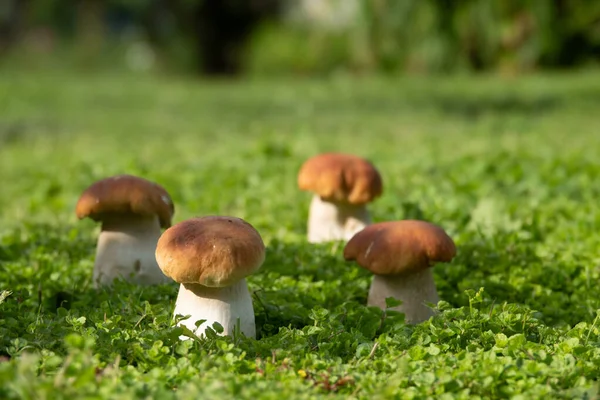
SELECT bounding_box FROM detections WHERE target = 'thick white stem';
[367,268,439,324]
[173,279,256,339]
[307,194,371,243]
[93,214,168,287]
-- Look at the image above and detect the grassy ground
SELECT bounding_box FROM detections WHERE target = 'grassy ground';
[1,70,600,398]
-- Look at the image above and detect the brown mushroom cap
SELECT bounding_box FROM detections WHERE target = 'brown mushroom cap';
[76,174,175,229]
[155,216,265,287]
[343,220,456,276]
[297,153,383,205]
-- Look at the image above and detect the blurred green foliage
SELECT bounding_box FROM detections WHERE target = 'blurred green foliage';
[1,0,599,75]
[249,0,600,75]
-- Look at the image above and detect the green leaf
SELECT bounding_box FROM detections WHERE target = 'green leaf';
[385,297,403,309]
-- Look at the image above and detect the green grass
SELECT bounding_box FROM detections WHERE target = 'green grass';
[1,70,600,398]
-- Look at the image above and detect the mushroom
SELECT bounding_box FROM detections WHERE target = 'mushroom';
[76,174,174,287]
[343,220,456,323]
[297,153,383,243]
[155,216,265,339]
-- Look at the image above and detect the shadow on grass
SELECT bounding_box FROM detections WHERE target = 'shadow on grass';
[0,119,62,146]
[424,94,560,119]
[199,88,566,124]
[260,238,352,281]
[252,239,371,339]
[311,87,568,119]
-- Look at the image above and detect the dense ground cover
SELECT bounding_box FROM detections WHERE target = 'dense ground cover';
[1,70,600,398]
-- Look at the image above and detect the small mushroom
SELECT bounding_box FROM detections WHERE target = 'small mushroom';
[155,216,265,339]
[76,174,174,287]
[343,220,456,323]
[298,153,383,243]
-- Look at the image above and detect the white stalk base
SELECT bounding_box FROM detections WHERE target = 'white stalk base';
[173,279,256,339]
[93,215,169,287]
[307,194,371,243]
[367,268,440,324]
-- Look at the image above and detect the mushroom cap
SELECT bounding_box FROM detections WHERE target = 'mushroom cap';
[76,174,175,229]
[343,220,456,276]
[155,216,265,287]
[297,153,383,205]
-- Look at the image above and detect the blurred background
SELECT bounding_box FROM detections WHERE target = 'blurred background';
[1,0,599,77]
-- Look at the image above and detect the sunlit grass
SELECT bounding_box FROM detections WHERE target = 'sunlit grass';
[1,70,600,398]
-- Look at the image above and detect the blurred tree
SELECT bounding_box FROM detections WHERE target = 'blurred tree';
[76,0,105,64]
[169,0,281,75]
[550,0,600,66]
[0,0,29,55]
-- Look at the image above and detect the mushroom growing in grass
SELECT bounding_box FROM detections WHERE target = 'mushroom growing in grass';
[298,153,383,243]
[155,216,265,339]
[343,220,456,324]
[76,174,174,287]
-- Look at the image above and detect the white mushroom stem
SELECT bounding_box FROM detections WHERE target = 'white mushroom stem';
[93,214,169,287]
[173,279,256,339]
[367,268,439,324]
[307,194,371,243]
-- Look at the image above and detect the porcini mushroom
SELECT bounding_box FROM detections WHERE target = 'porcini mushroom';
[298,153,383,243]
[343,220,456,323]
[76,174,174,287]
[155,216,265,339]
